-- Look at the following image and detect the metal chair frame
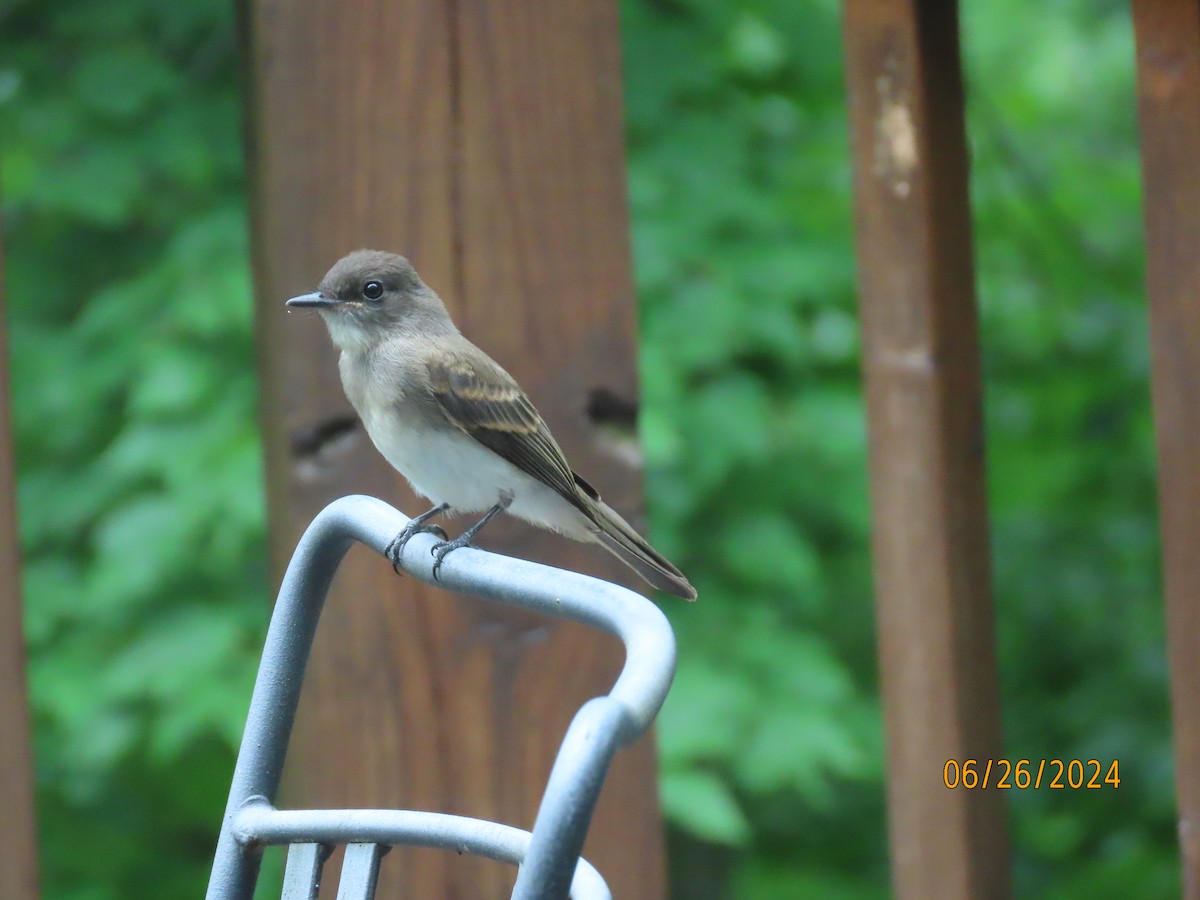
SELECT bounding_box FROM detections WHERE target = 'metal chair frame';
[205,495,677,900]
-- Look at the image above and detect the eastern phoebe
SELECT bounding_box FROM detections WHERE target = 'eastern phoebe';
[286,249,697,600]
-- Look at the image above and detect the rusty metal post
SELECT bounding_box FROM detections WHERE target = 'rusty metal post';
[1132,2,1200,895]
[0,230,40,900]
[842,1,1011,896]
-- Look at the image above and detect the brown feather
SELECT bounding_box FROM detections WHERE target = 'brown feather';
[427,352,697,600]
[428,353,582,506]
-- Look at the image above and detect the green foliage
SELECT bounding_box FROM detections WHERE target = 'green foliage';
[965,4,1175,894]
[624,1,886,890]
[2,1,264,895]
[0,0,1177,896]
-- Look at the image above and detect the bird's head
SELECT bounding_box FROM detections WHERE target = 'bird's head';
[286,249,454,350]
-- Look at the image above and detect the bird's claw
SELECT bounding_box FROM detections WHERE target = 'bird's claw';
[386,523,450,575]
[430,535,472,582]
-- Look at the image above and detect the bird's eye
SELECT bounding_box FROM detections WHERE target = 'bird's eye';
[362,280,385,301]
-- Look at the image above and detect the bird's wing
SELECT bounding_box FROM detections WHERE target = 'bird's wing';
[427,352,585,507]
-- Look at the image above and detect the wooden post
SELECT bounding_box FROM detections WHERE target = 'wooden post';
[841,1,1011,896]
[1132,3,1200,896]
[240,0,665,896]
[0,237,40,899]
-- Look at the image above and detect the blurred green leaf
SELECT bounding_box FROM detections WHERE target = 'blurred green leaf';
[661,768,751,846]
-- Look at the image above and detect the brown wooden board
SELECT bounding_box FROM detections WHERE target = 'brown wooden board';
[0,238,40,898]
[239,0,665,895]
[841,1,1011,896]
[1132,2,1200,895]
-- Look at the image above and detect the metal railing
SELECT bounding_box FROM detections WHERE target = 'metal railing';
[206,495,677,899]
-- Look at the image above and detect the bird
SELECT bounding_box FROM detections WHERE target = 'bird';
[286,249,697,600]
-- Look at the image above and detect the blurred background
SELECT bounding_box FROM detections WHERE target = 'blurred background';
[0,0,1176,896]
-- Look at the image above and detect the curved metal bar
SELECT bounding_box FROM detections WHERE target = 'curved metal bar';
[511,698,628,898]
[354,494,678,733]
[206,495,676,900]
[232,801,611,900]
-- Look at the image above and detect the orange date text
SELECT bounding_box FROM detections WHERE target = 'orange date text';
[942,759,1120,789]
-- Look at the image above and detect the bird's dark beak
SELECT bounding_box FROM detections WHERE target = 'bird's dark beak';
[286,291,339,309]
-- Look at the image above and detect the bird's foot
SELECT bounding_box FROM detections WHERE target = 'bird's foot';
[428,496,511,582]
[385,504,450,574]
[386,524,448,574]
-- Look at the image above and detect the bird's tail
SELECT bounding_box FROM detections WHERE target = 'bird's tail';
[586,498,697,601]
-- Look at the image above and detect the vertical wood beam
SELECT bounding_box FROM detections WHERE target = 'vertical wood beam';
[841,1,1010,896]
[1132,2,1200,895]
[0,234,40,899]
[240,0,664,895]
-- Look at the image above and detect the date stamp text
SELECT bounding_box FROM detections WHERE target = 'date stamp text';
[943,759,1120,789]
